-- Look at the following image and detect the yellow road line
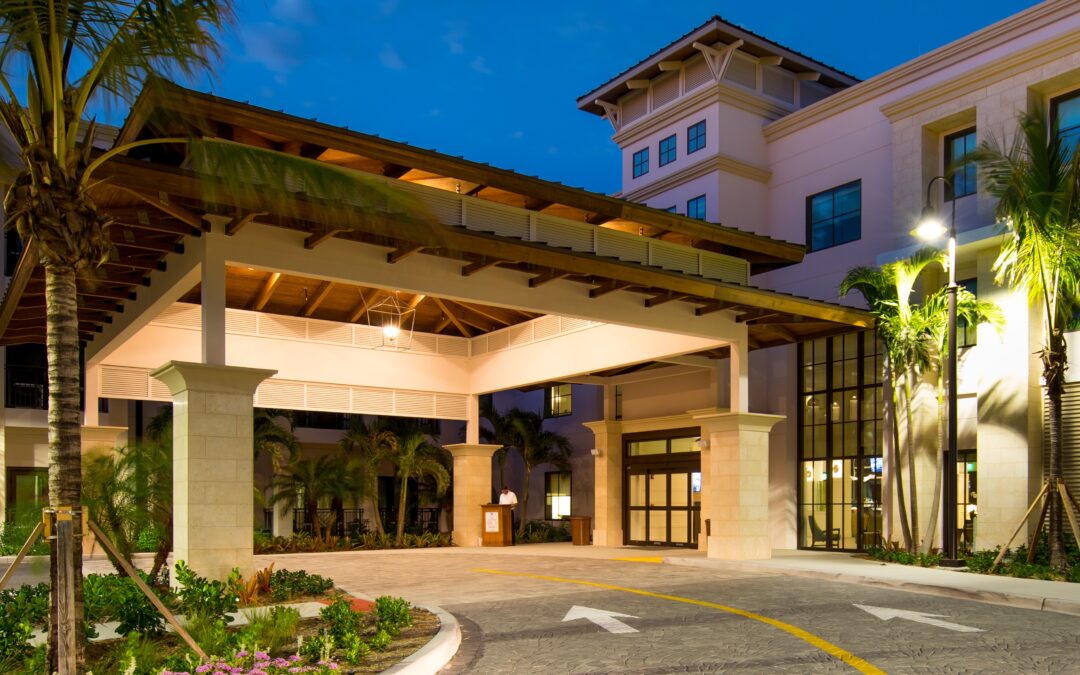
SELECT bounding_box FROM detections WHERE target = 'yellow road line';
[612,556,664,564]
[474,568,885,675]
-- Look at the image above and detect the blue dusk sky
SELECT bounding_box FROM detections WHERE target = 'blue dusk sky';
[196,0,1037,195]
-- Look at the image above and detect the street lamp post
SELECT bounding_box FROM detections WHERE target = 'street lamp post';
[914,175,961,565]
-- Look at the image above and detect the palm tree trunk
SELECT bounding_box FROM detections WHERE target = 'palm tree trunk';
[1045,331,1067,569]
[904,372,920,552]
[150,514,173,582]
[396,479,409,545]
[519,467,531,535]
[368,476,385,535]
[921,377,945,556]
[45,265,86,672]
[885,359,912,550]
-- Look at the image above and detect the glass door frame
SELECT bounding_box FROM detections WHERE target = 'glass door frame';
[622,428,701,548]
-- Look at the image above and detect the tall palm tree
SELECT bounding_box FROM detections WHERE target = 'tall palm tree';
[341,417,398,535]
[253,408,301,474]
[389,430,449,545]
[506,409,571,535]
[918,287,1002,555]
[975,108,1080,569]
[480,399,517,489]
[0,5,432,667]
[269,455,343,545]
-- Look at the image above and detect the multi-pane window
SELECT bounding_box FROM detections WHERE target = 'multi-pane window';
[798,331,883,551]
[806,180,861,252]
[944,128,977,200]
[545,472,571,520]
[957,278,978,348]
[687,120,706,154]
[1052,90,1080,158]
[686,195,706,220]
[659,135,677,166]
[547,383,572,417]
[632,148,649,178]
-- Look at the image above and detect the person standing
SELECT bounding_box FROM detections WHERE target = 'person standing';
[499,486,518,544]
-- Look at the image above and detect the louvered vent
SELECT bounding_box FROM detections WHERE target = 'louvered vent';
[438,336,470,357]
[155,304,201,328]
[307,321,352,344]
[561,317,591,332]
[701,255,749,285]
[352,387,395,414]
[149,379,171,400]
[684,56,712,91]
[100,366,150,399]
[256,380,304,408]
[535,216,593,252]
[471,335,490,355]
[465,200,530,239]
[532,316,560,340]
[724,52,757,89]
[410,333,439,355]
[651,242,698,275]
[259,315,307,339]
[226,309,257,334]
[622,91,647,124]
[1048,382,1080,504]
[596,229,648,264]
[488,329,510,352]
[306,384,350,411]
[395,391,435,417]
[651,73,679,110]
[353,325,383,348]
[396,182,462,225]
[435,394,468,419]
[507,324,532,347]
[762,67,795,104]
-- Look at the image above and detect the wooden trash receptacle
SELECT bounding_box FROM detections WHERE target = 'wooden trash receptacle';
[481,503,513,546]
[570,516,591,545]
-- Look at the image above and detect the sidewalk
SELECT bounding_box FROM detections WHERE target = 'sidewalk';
[666,548,1080,616]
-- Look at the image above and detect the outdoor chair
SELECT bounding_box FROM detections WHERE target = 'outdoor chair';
[808,515,840,548]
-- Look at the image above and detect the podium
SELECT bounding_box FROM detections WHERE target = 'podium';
[481,503,513,546]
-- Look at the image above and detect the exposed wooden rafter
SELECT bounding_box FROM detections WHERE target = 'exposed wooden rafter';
[304,227,344,250]
[300,280,335,317]
[432,297,471,337]
[225,211,267,236]
[407,294,426,310]
[348,290,384,323]
[644,293,687,309]
[528,271,568,289]
[251,272,282,311]
[387,245,425,264]
[112,186,204,231]
[769,324,798,343]
[461,259,503,277]
[589,282,631,299]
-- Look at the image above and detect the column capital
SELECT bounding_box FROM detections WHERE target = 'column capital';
[690,409,784,434]
[151,361,276,397]
[444,443,503,459]
[582,419,622,434]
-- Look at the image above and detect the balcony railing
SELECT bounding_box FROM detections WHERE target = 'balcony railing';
[292,508,364,538]
[6,365,47,410]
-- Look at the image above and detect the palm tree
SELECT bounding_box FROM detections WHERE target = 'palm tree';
[389,430,449,545]
[253,408,301,474]
[269,455,343,545]
[341,417,398,535]
[0,6,432,666]
[918,287,1002,555]
[975,108,1080,569]
[506,409,571,535]
[480,399,517,489]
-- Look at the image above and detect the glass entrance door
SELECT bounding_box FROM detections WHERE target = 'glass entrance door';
[626,468,699,547]
[5,468,48,519]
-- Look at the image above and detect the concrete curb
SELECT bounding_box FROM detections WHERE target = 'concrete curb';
[664,556,1080,617]
[339,587,461,674]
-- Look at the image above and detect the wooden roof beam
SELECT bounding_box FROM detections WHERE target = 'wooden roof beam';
[0,242,39,338]
[736,309,782,324]
[769,324,798,343]
[348,290,384,323]
[644,293,687,309]
[251,272,282,311]
[432,316,452,333]
[528,271,568,289]
[387,245,425,264]
[110,208,202,237]
[382,162,411,178]
[694,301,731,317]
[455,302,515,326]
[432,297,471,337]
[225,210,267,236]
[304,227,344,250]
[407,294,426,310]
[586,213,613,225]
[464,184,486,197]
[107,228,183,253]
[589,282,632,299]
[523,197,553,211]
[103,257,165,273]
[461,259,503,277]
[300,280,335,317]
[114,186,205,231]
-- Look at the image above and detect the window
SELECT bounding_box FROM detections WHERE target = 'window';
[1052,90,1080,158]
[944,128,977,200]
[545,472,571,520]
[658,135,676,166]
[614,384,623,420]
[806,180,861,252]
[479,392,493,410]
[546,383,572,417]
[798,331,883,551]
[664,206,677,213]
[957,278,978,348]
[632,148,649,178]
[686,195,706,221]
[5,230,23,277]
[687,120,706,154]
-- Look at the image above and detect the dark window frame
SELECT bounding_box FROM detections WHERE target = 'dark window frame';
[687,120,706,154]
[544,471,572,520]
[658,134,677,167]
[805,180,861,252]
[686,194,706,221]
[957,278,978,348]
[545,383,572,418]
[1051,88,1080,158]
[632,147,650,178]
[943,127,977,201]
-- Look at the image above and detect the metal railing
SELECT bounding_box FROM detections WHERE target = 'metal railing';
[292,508,364,538]
[5,365,47,410]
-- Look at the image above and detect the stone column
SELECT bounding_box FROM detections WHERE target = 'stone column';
[694,410,783,560]
[582,419,622,546]
[444,443,501,547]
[151,361,275,581]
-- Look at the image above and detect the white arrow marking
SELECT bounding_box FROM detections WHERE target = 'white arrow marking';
[854,604,984,633]
[562,605,639,634]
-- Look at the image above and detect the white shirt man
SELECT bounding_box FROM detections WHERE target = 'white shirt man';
[498,487,518,507]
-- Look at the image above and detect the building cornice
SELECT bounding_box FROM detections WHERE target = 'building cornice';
[613,81,791,148]
[880,27,1080,122]
[764,0,1080,142]
[622,152,772,204]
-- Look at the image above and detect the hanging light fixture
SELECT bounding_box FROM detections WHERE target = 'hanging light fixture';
[366,292,415,351]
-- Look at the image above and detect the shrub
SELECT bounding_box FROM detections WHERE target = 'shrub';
[520,520,571,544]
[368,628,392,652]
[298,629,334,662]
[174,560,238,625]
[340,632,370,665]
[268,569,334,602]
[239,605,300,654]
[0,511,48,556]
[85,572,169,637]
[320,596,361,643]
[0,583,49,662]
[374,596,412,637]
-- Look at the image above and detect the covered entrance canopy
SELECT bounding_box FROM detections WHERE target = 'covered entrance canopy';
[0,81,872,575]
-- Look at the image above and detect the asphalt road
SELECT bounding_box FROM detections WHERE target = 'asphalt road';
[261,549,1080,674]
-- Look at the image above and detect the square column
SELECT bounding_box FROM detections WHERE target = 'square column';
[151,361,275,581]
[445,443,501,547]
[583,420,622,546]
[694,410,783,560]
